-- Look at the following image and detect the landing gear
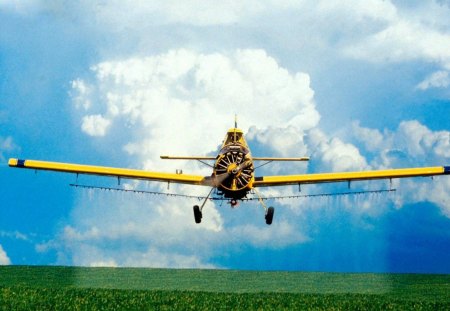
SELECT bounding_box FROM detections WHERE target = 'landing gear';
[193,205,202,224]
[253,189,275,225]
[193,188,214,224]
[265,206,274,225]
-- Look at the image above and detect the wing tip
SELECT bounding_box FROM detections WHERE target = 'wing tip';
[9,158,26,167]
[444,166,450,174]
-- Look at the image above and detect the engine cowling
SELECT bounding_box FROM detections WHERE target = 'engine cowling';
[214,148,254,191]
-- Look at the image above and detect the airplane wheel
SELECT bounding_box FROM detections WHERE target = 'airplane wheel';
[193,205,202,224]
[265,207,274,225]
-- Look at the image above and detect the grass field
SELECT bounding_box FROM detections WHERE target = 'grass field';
[0,266,449,310]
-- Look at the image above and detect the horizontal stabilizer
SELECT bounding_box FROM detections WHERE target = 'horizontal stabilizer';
[160,156,216,160]
[252,157,309,161]
[161,156,309,161]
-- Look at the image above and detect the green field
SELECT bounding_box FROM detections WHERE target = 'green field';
[0,266,449,310]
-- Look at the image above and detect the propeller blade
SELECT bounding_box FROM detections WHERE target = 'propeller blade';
[203,171,231,187]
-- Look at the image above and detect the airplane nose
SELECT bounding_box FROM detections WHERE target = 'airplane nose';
[214,150,254,191]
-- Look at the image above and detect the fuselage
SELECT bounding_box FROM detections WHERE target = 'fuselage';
[213,128,254,200]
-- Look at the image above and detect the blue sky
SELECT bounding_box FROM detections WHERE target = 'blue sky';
[1,1,450,273]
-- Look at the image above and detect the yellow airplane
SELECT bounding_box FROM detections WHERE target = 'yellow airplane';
[8,120,450,225]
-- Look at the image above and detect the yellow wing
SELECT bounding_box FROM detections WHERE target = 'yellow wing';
[253,166,450,187]
[8,158,211,186]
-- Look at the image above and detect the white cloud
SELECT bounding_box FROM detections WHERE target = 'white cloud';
[0,245,11,265]
[416,70,450,90]
[71,79,92,110]
[31,1,450,267]
[72,49,319,167]
[351,121,385,152]
[4,0,450,271]
[10,1,450,81]
[352,120,450,216]
[395,120,450,159]
[344,11,450,69]
[62,49,319,267]
[66,47,450,268]
[319,137,369,172]
[353,120,450,165]
[305,128,369,172]
[247,126,309,159]
[81,114,111,137]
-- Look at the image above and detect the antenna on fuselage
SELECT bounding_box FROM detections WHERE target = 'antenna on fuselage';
[234,114,238,142]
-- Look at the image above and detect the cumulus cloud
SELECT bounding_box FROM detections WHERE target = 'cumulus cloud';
[311,132,369,172]
[73,49,318,166]
[0,245,11,265]
[63,47,450,268]
[247,126,309,159]
[3,0,450,271]
[351,121,385,152]
[395,121,450,158]
[352,120,450,216]
[9,0,446,268]
[353,120,450,165]
[62,49,318,267]
[93,1,450,91]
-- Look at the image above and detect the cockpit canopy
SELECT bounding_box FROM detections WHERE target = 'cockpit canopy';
[223,128,245,146]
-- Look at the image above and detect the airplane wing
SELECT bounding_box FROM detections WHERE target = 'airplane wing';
[253,166,450,187]
[8,158,211,186]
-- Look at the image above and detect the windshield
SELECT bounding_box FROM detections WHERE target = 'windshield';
[224,131,243,145]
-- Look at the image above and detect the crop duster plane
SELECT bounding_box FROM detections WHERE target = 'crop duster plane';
[9,121,450,225]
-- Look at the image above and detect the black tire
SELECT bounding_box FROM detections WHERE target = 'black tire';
[193,205,202,224]
[265,207,274,225]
